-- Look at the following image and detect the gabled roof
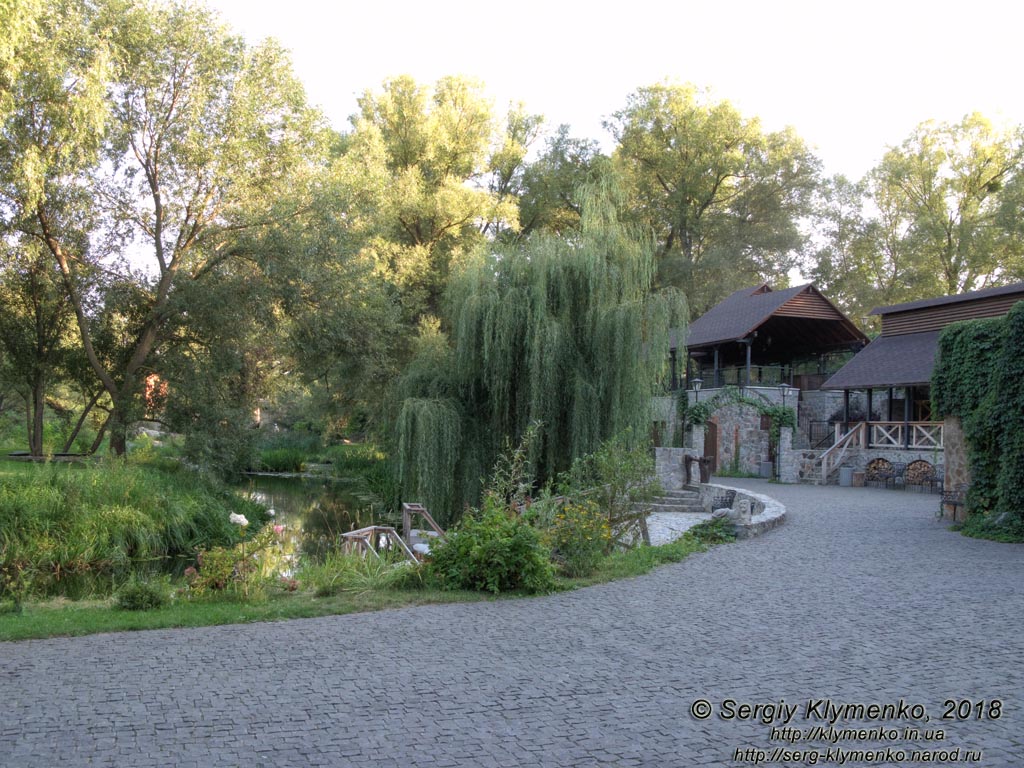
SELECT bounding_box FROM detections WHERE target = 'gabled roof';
[869,281,1024,316]
[686,283,804,348]
[821,331,941,390]
[679,283,866,351]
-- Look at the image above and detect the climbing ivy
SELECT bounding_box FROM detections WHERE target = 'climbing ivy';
[932,302,1024,536]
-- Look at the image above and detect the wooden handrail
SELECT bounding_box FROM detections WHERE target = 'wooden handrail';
[342,525,419,563]
[401,502,447,546]
[819,422,866,482]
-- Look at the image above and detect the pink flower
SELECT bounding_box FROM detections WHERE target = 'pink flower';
[273,524,285,536]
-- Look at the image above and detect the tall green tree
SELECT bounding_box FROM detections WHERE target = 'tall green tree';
[514,125,606,240]
[869,114,1024,295]
[806,175,922,326]
[340,75,527,321]
[810,115,1024,318]
[0,240,71,455]
[0,0,324,455]
[391,185,686,520]
[606,82,821,315]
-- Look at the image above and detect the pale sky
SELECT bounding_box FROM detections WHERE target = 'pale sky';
[206,0,1023,180]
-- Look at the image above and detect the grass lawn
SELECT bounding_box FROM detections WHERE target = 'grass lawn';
[0,528,732,642]
[0,588,489,642]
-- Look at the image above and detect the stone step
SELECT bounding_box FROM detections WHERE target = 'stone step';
[644,502,705,514]
[651,493,700,505]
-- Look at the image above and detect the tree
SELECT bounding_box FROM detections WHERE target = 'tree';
[808,115,1024,319]
[869,114,1024,295]
[274,171,404,438]
[0,240,71,455]
[513,125,606,240]
[805,175,923,326]
[390,185,686,521]
[606,82,821,315]
[0,0,323,455]
[340,75,525,322]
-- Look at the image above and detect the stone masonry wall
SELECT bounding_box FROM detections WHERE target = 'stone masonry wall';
[711,402,768,476]
[778,428,823,483]
[799,390,890,426]
[655,447,700,490]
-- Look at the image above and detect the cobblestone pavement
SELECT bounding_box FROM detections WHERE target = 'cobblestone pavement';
[3,481,1023,767]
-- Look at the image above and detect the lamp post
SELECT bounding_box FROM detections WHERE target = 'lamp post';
[775,382,791,481]
[777,381,790,409]
[692,377,703,403]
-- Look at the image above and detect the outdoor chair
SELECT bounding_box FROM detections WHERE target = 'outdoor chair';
[886,462,908,490]
[930,465,945,494]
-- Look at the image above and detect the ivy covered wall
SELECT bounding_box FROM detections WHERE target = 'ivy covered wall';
[932,302,1024,535]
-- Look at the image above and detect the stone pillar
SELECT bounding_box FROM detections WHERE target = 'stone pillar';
[942,416,971,518]
[778,426,796,483]
[689,424,705,453]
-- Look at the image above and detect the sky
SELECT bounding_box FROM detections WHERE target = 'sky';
[205,0,1024,182]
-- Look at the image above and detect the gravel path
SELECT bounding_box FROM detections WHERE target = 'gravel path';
[3,481,1023,767]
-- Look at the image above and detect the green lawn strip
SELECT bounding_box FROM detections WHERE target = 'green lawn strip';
[0,589,486,642]
[1,525,734,642]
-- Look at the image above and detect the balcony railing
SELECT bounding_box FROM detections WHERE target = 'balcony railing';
[829,421,944,450]
[867,421,943,450]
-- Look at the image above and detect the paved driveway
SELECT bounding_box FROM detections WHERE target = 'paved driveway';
[3,481,1023,767]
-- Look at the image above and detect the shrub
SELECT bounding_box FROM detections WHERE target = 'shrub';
[429,498,554,594]
[187,523,285,601]
[116,578,169,611]
[686,517,737,546]
[557,430,661,548]
[545,500,610,577]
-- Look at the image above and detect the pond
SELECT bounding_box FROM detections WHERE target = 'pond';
[238,473,397,561]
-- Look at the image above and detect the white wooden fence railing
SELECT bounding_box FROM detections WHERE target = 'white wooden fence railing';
[819,422,866,483]
[867,421,944,450]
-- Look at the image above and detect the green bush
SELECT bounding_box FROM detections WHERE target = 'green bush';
[429,499,554,594]
[186,522,287,601]
[686,517,737,545]
[545,500,610,577]
[116,578,170,611]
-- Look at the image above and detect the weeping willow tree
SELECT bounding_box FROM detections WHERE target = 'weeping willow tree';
[391,184,687,522]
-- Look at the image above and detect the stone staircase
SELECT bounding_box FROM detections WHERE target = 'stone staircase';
[645,488,704,514]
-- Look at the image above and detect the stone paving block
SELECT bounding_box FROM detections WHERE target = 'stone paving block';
[2,481,1022,766]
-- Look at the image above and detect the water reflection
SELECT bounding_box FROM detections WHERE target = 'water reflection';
[239,474,396,560]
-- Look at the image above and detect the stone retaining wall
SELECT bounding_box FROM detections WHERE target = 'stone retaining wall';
[655,447,700,490]
[700,482,786,539]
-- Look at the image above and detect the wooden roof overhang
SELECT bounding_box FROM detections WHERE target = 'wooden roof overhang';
[823,282,1024,391]
[821,331,941,390]
[680,283,867,367]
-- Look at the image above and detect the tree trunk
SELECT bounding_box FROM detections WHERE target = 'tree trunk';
[88,412,111,456]
[107,408,128,456]
[61,391,101,454]
[28,376,45,457]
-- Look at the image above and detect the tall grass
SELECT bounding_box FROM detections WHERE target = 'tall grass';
[257,447,306,473]
[321,443,396,507]
[0,460,267,598]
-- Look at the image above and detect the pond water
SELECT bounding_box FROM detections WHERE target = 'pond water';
[238,473,396,560]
